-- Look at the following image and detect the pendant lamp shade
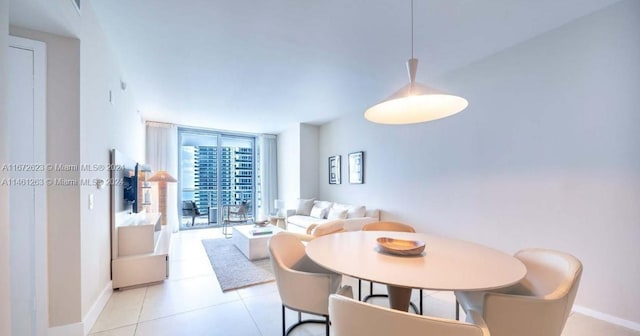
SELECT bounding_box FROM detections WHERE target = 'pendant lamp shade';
[148,170,177,183]
[365,3,468,125]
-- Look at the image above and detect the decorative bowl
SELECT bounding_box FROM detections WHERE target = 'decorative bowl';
[254,220,269,227]
[376,237,425,256]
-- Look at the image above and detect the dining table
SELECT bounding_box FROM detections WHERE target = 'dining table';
[306,231,526,312]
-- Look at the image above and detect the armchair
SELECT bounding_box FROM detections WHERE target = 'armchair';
[329,292,490,336]
[455,248,583,336]
[181,200,202,226]
[268,232,342,336]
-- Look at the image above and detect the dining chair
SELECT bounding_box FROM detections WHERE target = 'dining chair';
[286,219,345,242]
[329,292,490,336]
[455,248,583,336]
[268,232,343,336]
[360,221,423,314]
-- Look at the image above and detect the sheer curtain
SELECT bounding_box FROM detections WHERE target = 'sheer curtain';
[146,122,179,233]
[259,134,278,219]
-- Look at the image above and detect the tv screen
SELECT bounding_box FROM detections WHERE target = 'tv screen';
[123,164,139,212]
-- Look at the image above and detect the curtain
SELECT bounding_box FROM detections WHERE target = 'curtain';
[259,134,278,219]
[146,122,179,233]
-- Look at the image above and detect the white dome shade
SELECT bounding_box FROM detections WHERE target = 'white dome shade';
[364,82,468,125]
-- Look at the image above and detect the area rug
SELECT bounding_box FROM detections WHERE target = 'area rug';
[201,238,274,292]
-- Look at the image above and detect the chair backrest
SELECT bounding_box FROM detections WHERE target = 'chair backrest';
[269,232,339,315]
[515,248,583,322]
[182,200,200,215]
[329,294,487,336]
[483,248,583,336]
[362,221,416,233]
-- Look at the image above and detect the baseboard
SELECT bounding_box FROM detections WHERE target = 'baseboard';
[48,322,84,336]
[573,305,640,332]
[83,281,113,335]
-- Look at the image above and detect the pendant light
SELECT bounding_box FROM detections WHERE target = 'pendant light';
[365,0,468,125]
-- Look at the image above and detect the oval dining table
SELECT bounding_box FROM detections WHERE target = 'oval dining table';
[306,231,527,312]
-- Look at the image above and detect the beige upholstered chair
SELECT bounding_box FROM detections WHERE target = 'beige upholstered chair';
[455,248,583,336]
[268,232,342,336]
[329,292,490,336]
[360,221,423,314]
[287,219,345,242]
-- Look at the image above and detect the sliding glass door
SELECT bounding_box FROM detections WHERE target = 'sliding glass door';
[178,128,256,230]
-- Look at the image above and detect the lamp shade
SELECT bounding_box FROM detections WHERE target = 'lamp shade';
[148,170,177,183]
[365,59,468,125]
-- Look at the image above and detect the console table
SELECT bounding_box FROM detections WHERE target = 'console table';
[112,212,171,289]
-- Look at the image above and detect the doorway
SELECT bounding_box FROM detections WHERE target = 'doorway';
[8,36,48,335]
[178,128,257,230]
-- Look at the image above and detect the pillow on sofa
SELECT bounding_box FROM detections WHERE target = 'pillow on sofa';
[310,205,328,219]
[327,208,348,220]
[347,205,366,218]
[310,220,344,236]
[296,198,315,216]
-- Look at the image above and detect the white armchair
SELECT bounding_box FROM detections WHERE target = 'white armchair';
[329,292,490,336]
[455,248,583,336]
[268,232,342,336]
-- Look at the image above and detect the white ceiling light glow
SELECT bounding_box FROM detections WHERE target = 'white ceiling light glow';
[365,0,468,125]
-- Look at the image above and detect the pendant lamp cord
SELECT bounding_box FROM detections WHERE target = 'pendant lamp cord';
[410,0,414,59]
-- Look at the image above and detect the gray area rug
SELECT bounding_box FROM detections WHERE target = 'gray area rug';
[201,238,274,292]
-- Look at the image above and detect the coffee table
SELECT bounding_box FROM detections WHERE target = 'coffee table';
[232,224,283,260]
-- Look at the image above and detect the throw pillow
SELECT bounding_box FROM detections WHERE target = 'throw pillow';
[327,208,348,220]
[311,220,344,236]
[347,205,366,218]
[310,205,327,219]
[295,198,315,216]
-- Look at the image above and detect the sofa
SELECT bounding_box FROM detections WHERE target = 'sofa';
[286,199,380,232]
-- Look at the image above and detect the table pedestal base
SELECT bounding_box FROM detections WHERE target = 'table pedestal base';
[387,285,412,311]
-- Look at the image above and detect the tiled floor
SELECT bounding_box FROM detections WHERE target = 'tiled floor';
[90,228,639,336]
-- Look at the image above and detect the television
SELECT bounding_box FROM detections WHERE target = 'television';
[123,163,139,213]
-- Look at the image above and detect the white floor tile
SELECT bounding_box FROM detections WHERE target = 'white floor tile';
[91,287,147,333]
[89,324,137,336]
[168,256,214,280]
[139,275,241,322]
[135,301,261,336]
[562,313,640,336]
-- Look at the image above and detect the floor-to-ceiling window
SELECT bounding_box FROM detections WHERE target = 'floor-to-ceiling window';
[178,128,257,230]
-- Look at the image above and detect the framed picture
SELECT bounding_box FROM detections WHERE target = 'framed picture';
[328,155,341,184]
[348,151,364,184]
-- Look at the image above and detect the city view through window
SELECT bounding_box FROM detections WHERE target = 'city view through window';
[179,130,258,229]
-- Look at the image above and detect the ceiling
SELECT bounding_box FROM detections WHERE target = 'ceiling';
[10,0,622,134]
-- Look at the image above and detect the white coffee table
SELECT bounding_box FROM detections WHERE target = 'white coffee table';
[232,224,283,260]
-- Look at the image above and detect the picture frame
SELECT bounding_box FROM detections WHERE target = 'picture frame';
[348,151,364,184]
[328,155,341,184]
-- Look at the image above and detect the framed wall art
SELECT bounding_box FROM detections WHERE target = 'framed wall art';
[348,151,364,184]
[328,155,341,184]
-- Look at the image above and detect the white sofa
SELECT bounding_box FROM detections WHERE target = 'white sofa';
[286,199,380,232]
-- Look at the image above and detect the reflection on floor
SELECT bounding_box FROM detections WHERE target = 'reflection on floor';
[90,228,640,336]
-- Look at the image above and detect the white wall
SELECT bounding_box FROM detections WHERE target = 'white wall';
[9,26,83,327]
[300,124,319,199]
[0,0,12,334]
[78,0,145,322]
[277,123,321,206]
[319,0,640,326]
[10,1,145,331]
[277,124,301,206]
